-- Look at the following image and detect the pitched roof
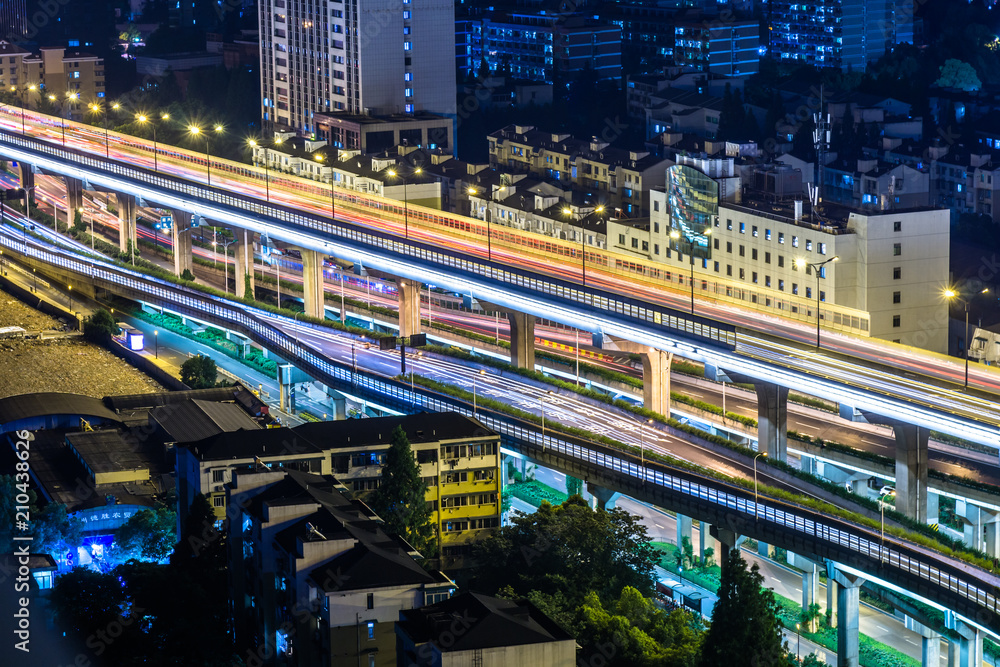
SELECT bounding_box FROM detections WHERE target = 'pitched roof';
[397,592,575,651]
[149,398,260,444]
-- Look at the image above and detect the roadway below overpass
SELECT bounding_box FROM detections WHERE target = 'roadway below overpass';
[2,122,1000,456]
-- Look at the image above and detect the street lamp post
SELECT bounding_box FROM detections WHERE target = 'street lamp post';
[468,187,491,260]
[314,153,337,219]
[944,288,989,388]
[136,113,169,171]
[154,330,159,359]
[670,228,712,314]
[248,139,271,201]
[190,125,224,185]
[67,284,73,314]
[473,368,486,418]
[562,205,605,287]
[796,623,802,662]
[13,84,37,133]
[539,390,554,441]
[213,236,236,294]
[387,167,421,238]
[753,451,768,519]
[794,256,840,348]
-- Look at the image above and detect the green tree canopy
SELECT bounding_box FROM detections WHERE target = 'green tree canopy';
[576,587,702,667]
[699,549,788,666]
[113,505,177,562]
[0,476,82,556]
[181,354,217,389]
[935,59,982,91]
[368,425,434,553]
[472,495,657,607]
[83,307,119,342]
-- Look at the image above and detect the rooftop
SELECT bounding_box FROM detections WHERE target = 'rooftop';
[149,398,260,444]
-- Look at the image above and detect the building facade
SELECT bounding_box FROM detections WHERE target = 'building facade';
[258,0,456,135]
[768,0,910,71]
[673,19,760,77]
[0,42,105,118]
[227,469,454,667]
[0,0,25,40]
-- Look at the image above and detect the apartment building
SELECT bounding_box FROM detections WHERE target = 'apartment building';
[768,0,911,71]
[227,469,455,667]
[821,159,930,210]
[297,413,501,569]
[459,11,621,83]
[673,18,760,77]
[0,42,105,118]
[258,0,456,135]
[608,162,949,352]
[487,124,670,216]
[0,0,25,40]
[180,413,501,570]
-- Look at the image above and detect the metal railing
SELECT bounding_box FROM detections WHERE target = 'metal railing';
[4,230,998,633]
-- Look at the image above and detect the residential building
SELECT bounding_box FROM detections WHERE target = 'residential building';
[460,11,621,83]
[258,0,456,135]
[314,111,454,155]
[821,159,930,210]
[673,18,759,77]
[608,162,949,352]
[606,2,679,69]
[298,413,501,569]
[0,0,26,40]
[180,413,501,569]
[227,469,455,667]
[768,0,911,71]
[487,124,670,216]
[396,592,577,666]
[638,87,725,140]
[20,46,105,118]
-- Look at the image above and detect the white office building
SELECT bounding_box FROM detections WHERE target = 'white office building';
[259,0,457,136]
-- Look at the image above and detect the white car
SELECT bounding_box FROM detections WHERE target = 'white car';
[879,485,896,498]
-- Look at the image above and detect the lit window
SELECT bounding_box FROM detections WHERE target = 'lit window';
[367,622,375,640]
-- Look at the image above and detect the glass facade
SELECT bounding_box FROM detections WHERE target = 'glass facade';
[667,164,718,259]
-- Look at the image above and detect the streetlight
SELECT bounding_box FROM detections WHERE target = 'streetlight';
[633,416,654,468]
[878,489,896,562]
[670,228,712,314]
[67,284,73,314]
[314,153,336,219]
[190,124,224,185]
[81,207,93,251]
[794,256,839,348]
[12,84,37,133]
[753,451,768,519]
[248,139,270,201]
[943,287,989,388]
[468,186,491,260]
[213,235,236,294]
[154,330,159,359]
[136,113,169,171]
[88,101,117,159]
[387,166,422,238]
[796,623,802,662]
[472,369,486,418]
[562,205,604,286]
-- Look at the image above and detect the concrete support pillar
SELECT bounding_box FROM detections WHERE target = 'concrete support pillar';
[676,513,692,552]
[232,227,255,299]
[325,387,347,420]
[985,513,1000,557]
[171,210,193,278]
[398,278,421,340]
[753,382,788,461]
[947,640,959,667]
[116,193,137,254]
[757,540,772,558]
[301,249,324,320]
[708,525,743,569]
[832,570,864,667]
[958,501,982,551]
[506,311,535,369]
[640,349,672,416]
[926,491,940,527]
[587,484,620,510]
[698,522,715,565]
[826,576,838,628]
[800,455,817,475]
[65,177,83,225]
[802,561,819,632]
[892,422,929,523]
[948,619,983,667]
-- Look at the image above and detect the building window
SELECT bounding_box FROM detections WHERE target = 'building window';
[765,275,771,287]
[892,315,901,328]
[213,470,225,483]
[765,252,771,264]
[726,218,733,230]
[739,268,745,280]
[641,241,649,251]
[818,242,827,255]
[367,593,374,610]
[713,261,719,272]
[819,290,826,302]
[619,234,625,245]
[739,222,745,234]
[367,622,375,640]
[213,495,225,508]
[792,236,799,248]
[752,249,758,260]
[892,291,901,304]
[752,271,758,283]
[631,238,638,248]
[778,256,784,268]
[792,283,798,295]
[752,225,758,237]
[778,279,784,291]
[765,229,771,240]
[739,245,745,257]
[893,267,901,279]
[893,243,901,256]
[727,265,732,276]
[893,220,902,232]
[654,244,660,255]
[713,238,719,250]
[778,232,785,244]
[726,241,732,253]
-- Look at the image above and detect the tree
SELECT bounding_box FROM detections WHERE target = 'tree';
[83,307,119,342]
[72,208,85,233]
[51,567,128,638]
[113,506,177,562]
[576,587,702,666]
[935,59,981,91]
[566,475,583,496]
[368,425,434,553]
[243,273,254,301]
[180,354,217,388]
[699,549,788,666]
[180,268,195,281]
[0,476,81,557]
[172,492,224,565]
[472,495,657,608]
